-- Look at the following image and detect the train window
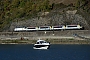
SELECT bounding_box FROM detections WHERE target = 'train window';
[67,26,77,27]
[40,26,49,29]
[27,27,35,29]
[53,26,62,28]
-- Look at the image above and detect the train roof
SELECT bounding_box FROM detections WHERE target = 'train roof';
[27,27,35,28]
[67,25,80,26]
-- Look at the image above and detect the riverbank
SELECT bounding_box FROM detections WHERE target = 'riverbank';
[0,38,90,44]
[0,30,90,44]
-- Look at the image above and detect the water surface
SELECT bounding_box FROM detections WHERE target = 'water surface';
[0,44,90,60]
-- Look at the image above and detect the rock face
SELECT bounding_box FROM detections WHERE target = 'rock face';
[9,8,89,31]
[49,0,77,5]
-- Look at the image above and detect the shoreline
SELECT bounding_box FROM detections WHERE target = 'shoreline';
[0,38,90,44]
[0,30,90,44]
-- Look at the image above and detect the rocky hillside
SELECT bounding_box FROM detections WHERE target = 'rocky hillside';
[9,8,88,31]
[0,0,90,31]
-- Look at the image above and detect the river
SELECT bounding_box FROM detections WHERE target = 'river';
[0,44,90,60]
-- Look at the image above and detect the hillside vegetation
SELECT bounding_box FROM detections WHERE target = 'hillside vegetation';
[0,0,52,31]
[0,0,90,31]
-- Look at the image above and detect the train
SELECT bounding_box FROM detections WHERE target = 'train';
[14,25,83,32]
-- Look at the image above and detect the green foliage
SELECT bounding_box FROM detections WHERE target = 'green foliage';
[0,0,52,31]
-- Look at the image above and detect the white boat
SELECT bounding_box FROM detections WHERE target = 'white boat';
[33,40,50,49]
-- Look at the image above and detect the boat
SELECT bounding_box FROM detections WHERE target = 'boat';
[33,39,50,49]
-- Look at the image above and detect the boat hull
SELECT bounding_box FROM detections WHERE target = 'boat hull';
[33,45,50,49]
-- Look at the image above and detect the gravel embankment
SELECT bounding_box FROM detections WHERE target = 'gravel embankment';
[0,30,90,44]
